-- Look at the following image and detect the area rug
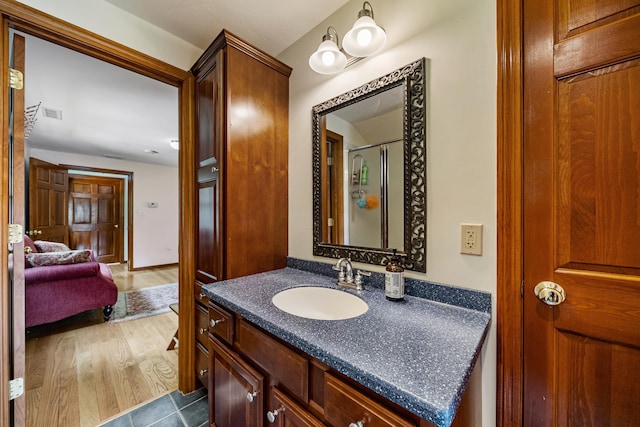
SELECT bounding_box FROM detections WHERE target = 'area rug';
[112,282,178,323]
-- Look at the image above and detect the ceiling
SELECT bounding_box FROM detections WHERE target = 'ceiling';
[21,0,352,167]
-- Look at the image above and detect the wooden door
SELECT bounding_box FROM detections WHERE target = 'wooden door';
[321,129,344,245]
[194,48,223,284]
[28,157,68,243]
[523,1,640,425]
[209,336,264,427]
[68,175,123,263]
[8,32,27,427]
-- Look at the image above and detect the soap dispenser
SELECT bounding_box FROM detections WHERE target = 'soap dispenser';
[385,249,405,301]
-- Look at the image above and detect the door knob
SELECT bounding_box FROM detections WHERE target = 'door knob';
[246,390,258,403]
[534,281,566,306]
[266,406,285,423]
[114,224,119,228]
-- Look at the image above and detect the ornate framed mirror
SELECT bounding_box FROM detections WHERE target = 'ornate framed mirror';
[312,58,427,272]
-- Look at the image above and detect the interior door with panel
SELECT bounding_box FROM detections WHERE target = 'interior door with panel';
[28,157,68,244]
[523,0,640,425]
[68,175,123,263]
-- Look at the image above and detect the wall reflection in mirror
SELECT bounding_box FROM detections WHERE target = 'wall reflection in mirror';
[323,86,404,250]
[313,58,427,272]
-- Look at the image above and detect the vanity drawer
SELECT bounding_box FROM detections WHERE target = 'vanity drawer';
[324,373,415,427]
[196,304,209,347]
[195,342,209,390]
[208,301,234,345]
[236,319,309,403]
[195,281,210,306]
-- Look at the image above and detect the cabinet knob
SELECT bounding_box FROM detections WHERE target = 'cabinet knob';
[267,406,285,423]
[212,166,219,173]
[199,327,208,334]
[199,293,206,300]
[349,421,364,427]
[199,369,208,376]
[210,318,225,328]
[246,390,259,403]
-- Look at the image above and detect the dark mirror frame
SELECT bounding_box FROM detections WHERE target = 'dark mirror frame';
[312,58,427,272]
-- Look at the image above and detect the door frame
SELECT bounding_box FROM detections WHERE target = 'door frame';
[496,0,525,425]
[0,4,197,426]
[64,164,133,268]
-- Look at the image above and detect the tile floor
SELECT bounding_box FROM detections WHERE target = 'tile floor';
[100,388,208,427]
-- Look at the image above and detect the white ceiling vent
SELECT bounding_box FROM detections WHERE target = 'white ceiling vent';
[42,107,62,120]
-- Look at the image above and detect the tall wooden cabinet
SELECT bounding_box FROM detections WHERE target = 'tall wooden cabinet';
[190,30,291,387]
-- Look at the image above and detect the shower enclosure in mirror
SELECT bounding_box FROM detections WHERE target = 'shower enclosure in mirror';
[313,58,427,272]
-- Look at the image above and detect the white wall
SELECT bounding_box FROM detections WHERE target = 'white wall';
[16,0,201,69]
[30,149,179,269]
[278,0,497,425]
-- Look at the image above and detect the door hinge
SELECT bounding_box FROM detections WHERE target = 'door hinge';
[327,218,334,227]
[9,68,23,90]
[8,224,23,244]
[9,378,24,400]
[521,280,524,298]
[327,156,334,166]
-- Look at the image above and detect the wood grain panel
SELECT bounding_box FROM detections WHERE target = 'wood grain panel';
[557,331,640,426]
[554,13,640,77]
[195,304,209,348]
[209,335,264,427]
[224,46,288,279]
[208,301,233,345]
[558,0,639,36]
[557,59,640,271]
[235,320,309,403]
[196,183,218,282]
[324,374,414,427]
[271,387,325,427]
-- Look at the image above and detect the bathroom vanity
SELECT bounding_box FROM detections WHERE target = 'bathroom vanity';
[201,265,490,427]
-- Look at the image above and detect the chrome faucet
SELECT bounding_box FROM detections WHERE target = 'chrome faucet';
[333,258,354,286]
[333,258,370,291]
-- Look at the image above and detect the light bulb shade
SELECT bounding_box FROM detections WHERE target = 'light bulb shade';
[343,16,387,57]
[309,39,347,74]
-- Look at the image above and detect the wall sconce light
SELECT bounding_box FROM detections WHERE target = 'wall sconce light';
[309,2,386,74]
[308,26,347,74]
[343,1,387,57]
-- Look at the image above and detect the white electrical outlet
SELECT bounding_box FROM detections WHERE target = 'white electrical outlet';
[461,224,483,255]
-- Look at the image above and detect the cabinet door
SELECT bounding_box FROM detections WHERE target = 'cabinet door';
[267,387,325,427]
[210,335,264,427]
[195,49,224,283]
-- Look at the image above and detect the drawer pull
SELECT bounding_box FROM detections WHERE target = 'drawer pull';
[210,318,225,327]
[199,327,208,334]
[246,390,259,403]
[266,406,285,423]
[198,293,207,300]
[349,421,364,427]
[199,369,208,376]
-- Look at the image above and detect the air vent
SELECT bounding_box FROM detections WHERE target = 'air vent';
[103,154,125,160]
[42,107,62,120]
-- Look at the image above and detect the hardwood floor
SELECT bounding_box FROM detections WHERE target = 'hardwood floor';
[25,265,180,427]
[109,264,178,292]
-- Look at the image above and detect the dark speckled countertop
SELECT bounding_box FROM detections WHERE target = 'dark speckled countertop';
[201,266,491,427]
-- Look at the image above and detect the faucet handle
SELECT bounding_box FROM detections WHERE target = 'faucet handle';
[354,270,371,290]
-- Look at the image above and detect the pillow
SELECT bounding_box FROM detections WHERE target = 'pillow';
[25,249,92,268]
[33,240,71,253]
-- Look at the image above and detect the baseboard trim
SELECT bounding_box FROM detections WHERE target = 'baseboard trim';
[130,262,178,272]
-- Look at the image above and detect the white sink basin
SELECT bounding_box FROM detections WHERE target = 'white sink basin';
[272,286,368,320]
